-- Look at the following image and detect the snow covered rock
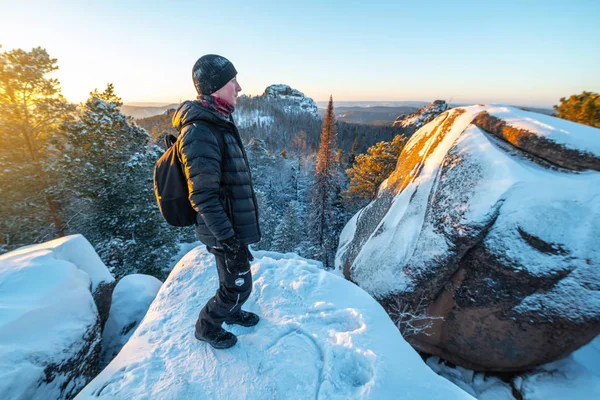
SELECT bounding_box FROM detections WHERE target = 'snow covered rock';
[0,234,114,400]
[336,106,600,371]
[100,274,162,367]
[473,107,600,171]
[263,84,319,116]
[76,247,472,399]
[392,100,448,132]
[234,85,318,130]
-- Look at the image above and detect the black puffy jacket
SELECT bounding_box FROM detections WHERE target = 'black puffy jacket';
[172,100,261,247]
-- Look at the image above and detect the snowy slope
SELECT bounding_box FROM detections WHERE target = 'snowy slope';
[76,246,472,400]
[101,274,162,367]
[234,109,275,129]
[0,235,113,400]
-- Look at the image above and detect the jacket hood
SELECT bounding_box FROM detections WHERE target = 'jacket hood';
[172,100,232,131]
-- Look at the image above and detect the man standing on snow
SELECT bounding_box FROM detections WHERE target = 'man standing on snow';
[172,54,262,349]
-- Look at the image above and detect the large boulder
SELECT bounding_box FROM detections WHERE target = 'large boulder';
[336,106,600,372]
[0,234,115,399]
[76,247,472,399]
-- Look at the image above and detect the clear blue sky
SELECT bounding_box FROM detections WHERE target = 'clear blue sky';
[1,0,598,107]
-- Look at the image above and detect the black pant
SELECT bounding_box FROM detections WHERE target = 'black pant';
[196,245,253,336]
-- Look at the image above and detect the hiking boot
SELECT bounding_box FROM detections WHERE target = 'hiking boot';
[225,310,260,327]
[195,326,238,349]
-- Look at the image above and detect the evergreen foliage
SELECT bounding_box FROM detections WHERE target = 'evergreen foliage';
[272,200,302,253]
[308,96,345,268]
[348,137,359,168]
[553,91,600,128]
[346,134,407,209]
[0,46,74,249]
[55,84,179,278]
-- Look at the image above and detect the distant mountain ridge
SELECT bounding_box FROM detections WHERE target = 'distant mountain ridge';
[319,106,419,126]
[121,104,178,119]
[316,100,430,109]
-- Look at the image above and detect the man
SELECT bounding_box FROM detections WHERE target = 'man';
[172,54,262,349]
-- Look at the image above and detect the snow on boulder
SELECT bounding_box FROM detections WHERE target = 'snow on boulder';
[101,274,162,367]
[473,106,600,171]
[76,246,472,400]
[336,106,600,371]
[0,234,114,399]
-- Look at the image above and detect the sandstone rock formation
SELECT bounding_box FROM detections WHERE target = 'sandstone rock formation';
[336,105,600,371]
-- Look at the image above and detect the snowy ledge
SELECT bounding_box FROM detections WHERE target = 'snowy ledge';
[76,246,471,399]
[0,234,114,399]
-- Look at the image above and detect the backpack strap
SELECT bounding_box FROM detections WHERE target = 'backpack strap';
[164,134,177,149]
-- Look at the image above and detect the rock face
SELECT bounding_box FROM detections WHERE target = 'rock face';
[234,84,318,130]
[262,84,319,116]
[336,105,600,372]
[0,234,115,399]
[76,247,472,400]
[392,99,448,132]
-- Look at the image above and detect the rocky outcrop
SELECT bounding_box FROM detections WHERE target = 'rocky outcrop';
[234,85,318,130]
[0,234,115,399]
[262,84,319,116]
[336,105,600,372]
[392,100,448,132]
[472,110,600,171]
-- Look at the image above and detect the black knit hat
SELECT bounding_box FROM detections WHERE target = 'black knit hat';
[192,54,237,96]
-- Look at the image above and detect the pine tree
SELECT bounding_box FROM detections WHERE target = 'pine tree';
[348,137,359,168]
[246,137,271,187]
[346,134,407,206]
[272,201,301,253]
[0,46,75,251]
[56,84,178,278]
[553,91,600,128]
[254,189,279,251]
[308,95,341,268]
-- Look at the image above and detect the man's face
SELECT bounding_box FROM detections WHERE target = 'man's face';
[212,76,242,105]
